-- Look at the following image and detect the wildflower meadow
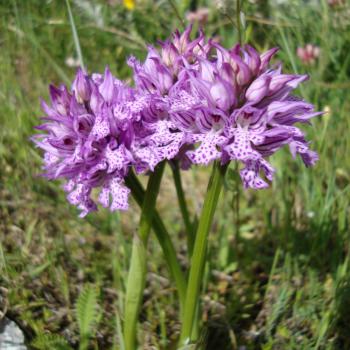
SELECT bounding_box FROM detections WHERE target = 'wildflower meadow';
[1,1,350,349]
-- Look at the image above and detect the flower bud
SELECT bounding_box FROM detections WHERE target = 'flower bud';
[200,60,215,82]
[72,68,91,103]
[161,42,179,71]
[90,84,103,114]
[99,67,115,104]
[143,48,160,76]
[218,63,234,87]
[49,85,69,115]
[155,61,173,94]
[230,54,251,86]
[260,47,279,72]
[269,74,295,95]
[173,25,192,53]
[210,80,235,111]
[244,45,261,76]
[245,75,271,103]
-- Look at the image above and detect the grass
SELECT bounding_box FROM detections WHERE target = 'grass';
[0,0,349,349]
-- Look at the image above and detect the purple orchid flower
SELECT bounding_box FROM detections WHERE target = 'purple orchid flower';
[33,68,143,216]
[34,26,320,216]
[129,28,320,190]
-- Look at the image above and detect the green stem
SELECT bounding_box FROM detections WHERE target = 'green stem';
[125,170,187,313]
[123,162,165,350]
[236,0,242,45]
[180,161,228,345]
[172,161,194,257]
[168,0,186,29]
[65,0,85,71]
[234,163,241,242]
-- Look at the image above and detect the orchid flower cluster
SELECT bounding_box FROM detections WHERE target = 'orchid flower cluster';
[33,26,320,217]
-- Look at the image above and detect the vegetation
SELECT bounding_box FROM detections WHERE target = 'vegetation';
[0,0,349,349]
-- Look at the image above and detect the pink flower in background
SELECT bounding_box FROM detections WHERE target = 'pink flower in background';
[186,8,210,25]
[297,44,320,65]
[328,0,345,7]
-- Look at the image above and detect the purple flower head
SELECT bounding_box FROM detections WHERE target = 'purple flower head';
[141,27,321,189]
[34,26,321,217]
[33,68,142,216]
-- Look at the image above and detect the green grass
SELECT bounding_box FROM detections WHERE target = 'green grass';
[0,0,349,349]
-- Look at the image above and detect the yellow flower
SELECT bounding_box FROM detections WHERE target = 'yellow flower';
[123,0,135,10]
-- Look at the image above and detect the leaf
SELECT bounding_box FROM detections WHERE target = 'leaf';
[115,310,125,350]
[177,344,197,350]
[31,333,72,350]
[75,285,100,340]
[123,235,147,349]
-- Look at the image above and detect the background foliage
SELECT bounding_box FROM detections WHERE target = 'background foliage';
[0,0,349,349]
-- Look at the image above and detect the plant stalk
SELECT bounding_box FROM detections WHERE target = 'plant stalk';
[125,170,187,313]
[236,0,242,45]
[172,161,194,257]
[180,161,228,345]
[123,162,165,350]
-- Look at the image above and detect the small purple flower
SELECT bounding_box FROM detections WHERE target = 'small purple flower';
[33,68,141,216]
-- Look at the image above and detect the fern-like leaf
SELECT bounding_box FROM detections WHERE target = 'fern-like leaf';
[75,284,100,347]
[31,333,72,350]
